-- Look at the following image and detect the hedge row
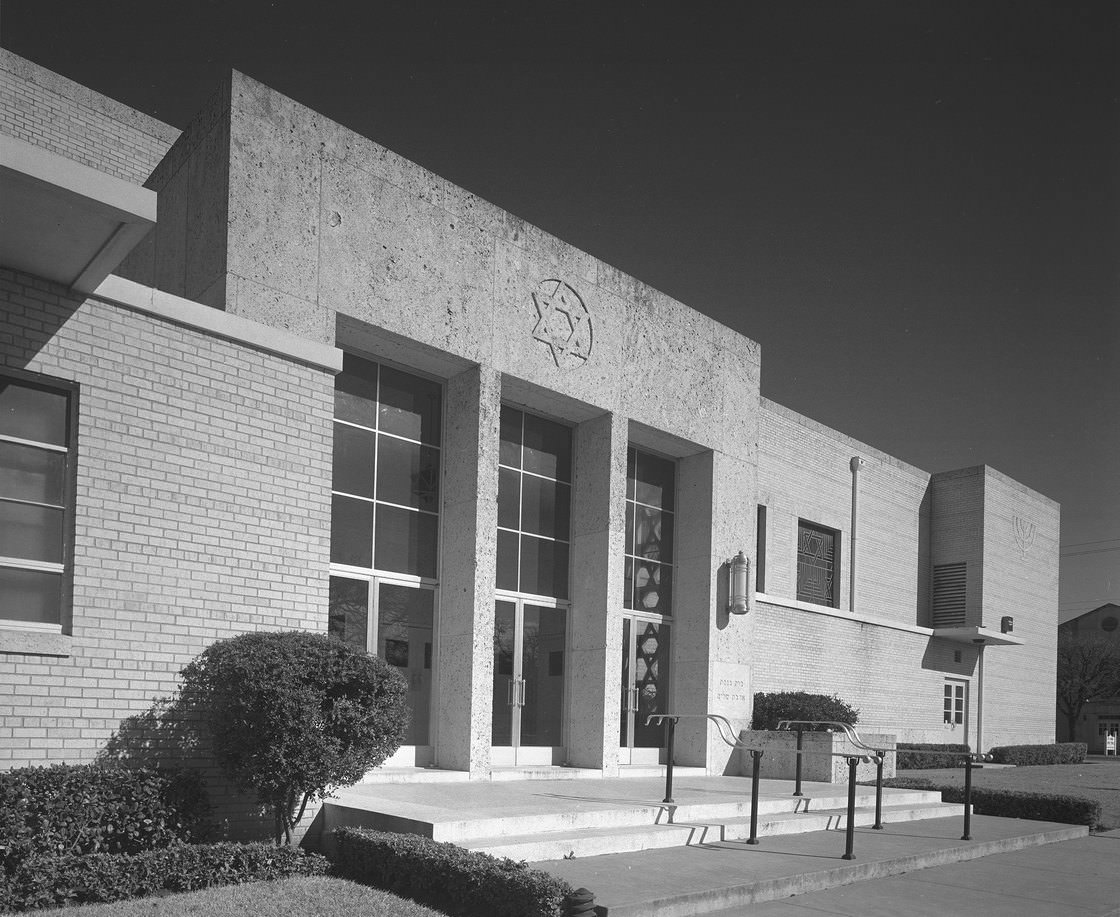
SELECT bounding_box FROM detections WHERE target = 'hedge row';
[0,842,328,912]
[0,764,209,873]
[989,743,1087,766]
[876,777,1102,829]
[334,828,574,917]
[896,743,970,769]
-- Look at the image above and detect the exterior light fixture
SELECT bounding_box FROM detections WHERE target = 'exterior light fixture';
[728,550,750,614]
[1001,616,1014,634]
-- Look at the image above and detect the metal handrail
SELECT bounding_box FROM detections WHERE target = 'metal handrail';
[776,720,887,759]
[646,713,759,750]
[645,713,767,842]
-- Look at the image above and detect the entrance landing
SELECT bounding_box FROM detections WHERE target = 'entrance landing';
[323,774,956,861]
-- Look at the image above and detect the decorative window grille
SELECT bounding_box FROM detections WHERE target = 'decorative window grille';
[932,562,967,627]
[796,520,837,607]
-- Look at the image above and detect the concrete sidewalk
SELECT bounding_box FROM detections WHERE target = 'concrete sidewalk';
[735,829,1120,917]
[537,817,1106,916]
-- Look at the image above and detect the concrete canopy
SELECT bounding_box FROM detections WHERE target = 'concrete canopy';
[933,626,1024,647]
[0,134,155,293]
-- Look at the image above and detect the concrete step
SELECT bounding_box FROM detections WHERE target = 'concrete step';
[326,785,944,845]
[461,801,961,861]
[536,816,1090,917]
[354,764,708,784]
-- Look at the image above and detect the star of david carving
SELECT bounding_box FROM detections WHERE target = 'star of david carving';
[531,280,593,368]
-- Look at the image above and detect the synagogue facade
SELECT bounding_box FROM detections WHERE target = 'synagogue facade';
[1,51,1059,789]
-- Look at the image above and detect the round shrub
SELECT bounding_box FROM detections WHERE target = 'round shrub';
[179,631,408,844]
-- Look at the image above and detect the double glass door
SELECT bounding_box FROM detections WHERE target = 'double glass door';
[492,599,567,765]
[620,613,670,764]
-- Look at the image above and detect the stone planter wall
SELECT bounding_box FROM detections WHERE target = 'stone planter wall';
[738,730,896,784]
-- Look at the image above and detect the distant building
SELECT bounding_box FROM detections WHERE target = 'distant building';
[1,50,1059,832]
[1058,603,1120,753]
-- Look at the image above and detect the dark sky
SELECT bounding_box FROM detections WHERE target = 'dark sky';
[3,1,1117,620]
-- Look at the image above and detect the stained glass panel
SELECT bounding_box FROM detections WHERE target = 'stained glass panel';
[624,447,675,615]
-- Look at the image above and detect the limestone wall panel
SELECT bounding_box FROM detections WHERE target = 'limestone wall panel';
[319,157,496,362]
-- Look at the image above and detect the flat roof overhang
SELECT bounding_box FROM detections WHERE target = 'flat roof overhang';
[0,134,156,294]
[933,626,1024,647]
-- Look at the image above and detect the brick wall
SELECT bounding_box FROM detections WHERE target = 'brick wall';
[757,400,930,627]
[751,601,978,743]
[980,469,1059,747]
[0,49,178,184]
[0,268,334,837]
[930,468,986,627]
[755,402,1059,748]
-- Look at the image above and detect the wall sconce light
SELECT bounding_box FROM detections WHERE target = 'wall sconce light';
[1001,615,1014,634]
[728,550,750,614]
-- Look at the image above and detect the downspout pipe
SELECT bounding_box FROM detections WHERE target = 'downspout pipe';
[849,457,864,614]
[975,642,986,754]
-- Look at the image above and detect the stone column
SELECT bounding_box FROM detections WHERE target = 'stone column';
[436,365,501,775]
[673,449,756,773]
[567,411,628,773]
[707,449,757,773]
[672,451,716,767]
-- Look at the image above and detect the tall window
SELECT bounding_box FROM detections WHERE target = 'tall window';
[329,355,440,745]
[496,406,572,598]
[493,408,571,757]
[0,374,74,629]
[796,520,838,607]
[624,448,675,613]
[755,504,767,594]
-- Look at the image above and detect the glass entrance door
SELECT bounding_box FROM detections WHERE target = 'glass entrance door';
[329,576,435,766]
[492,599,567,766]
[620,614,670,765]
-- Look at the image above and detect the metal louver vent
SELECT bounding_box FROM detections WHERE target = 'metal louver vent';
[932,563,967,626]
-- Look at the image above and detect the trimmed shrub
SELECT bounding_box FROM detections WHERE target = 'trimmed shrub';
[179,631,408,844]
[896,743,971,769]
[988,743,1088,766]
[0,842,328,912]
[334,828,573,917]
[0,764,208,875]
[750,692,859,731]
[874,778,1102,829]
[960,788,1100,827]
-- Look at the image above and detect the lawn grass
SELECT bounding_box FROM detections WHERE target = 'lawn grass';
[899,757,1120,830]
[33,876,449,917]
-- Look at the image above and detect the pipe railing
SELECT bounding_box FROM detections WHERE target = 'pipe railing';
[646,714,768,844]
[774,720,888,858]
[645,715,991,859]
[959,750,993,840]
[775,720,888,827]
[646,714,881,857]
